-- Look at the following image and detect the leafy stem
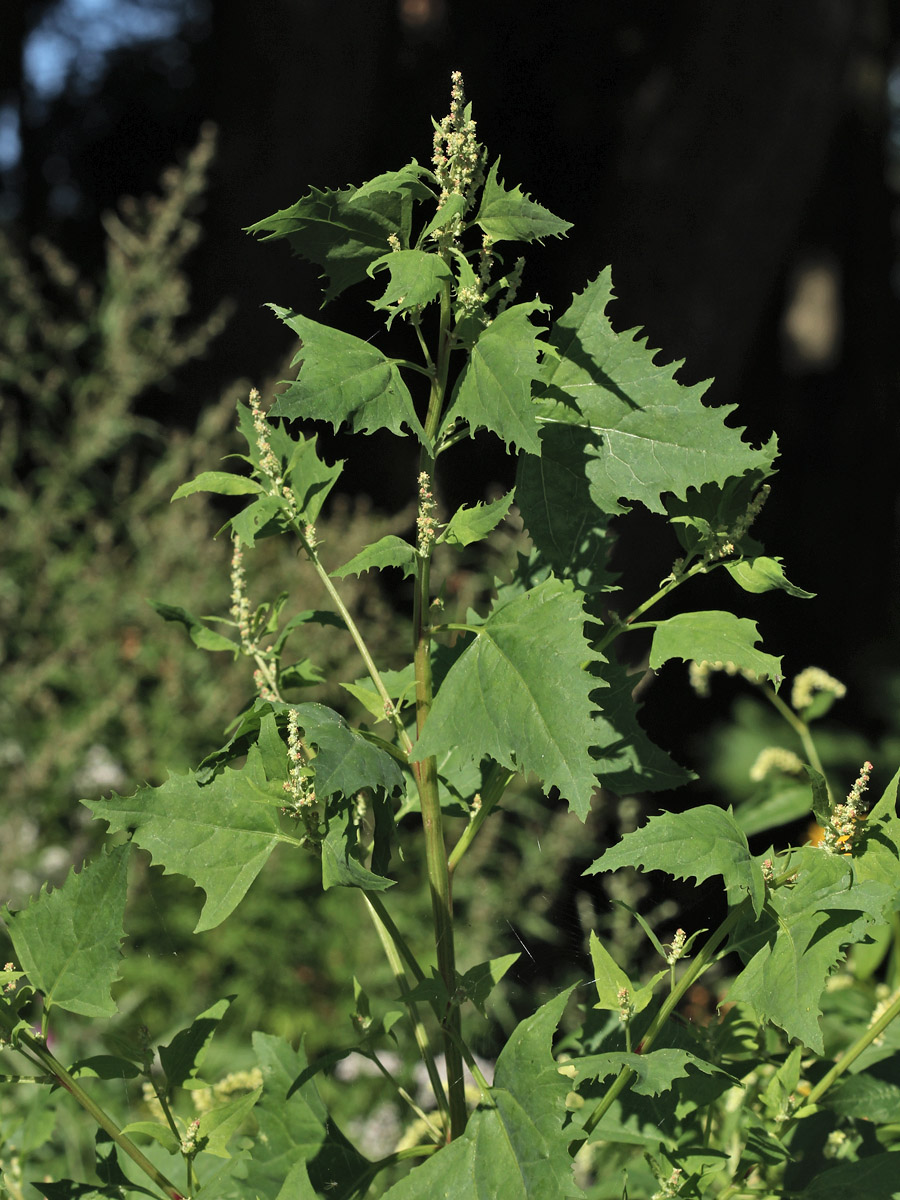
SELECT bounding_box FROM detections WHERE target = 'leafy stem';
[447,762,517,877]
[0,1017,185,1200]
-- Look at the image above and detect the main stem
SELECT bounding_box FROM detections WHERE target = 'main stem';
[413,278,466,1139]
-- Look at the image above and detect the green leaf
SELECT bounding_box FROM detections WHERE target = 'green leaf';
[368,248,452,325]
[441,490,516,547]
[585,805,766,916]
[229,494,283,547]
[197,1086,263,1157]
[412,577,601,819]
[3,843,130,1018]
[352,161,435,203]
[589,656,695,796]
[475,160,572,244]
[576,1048,731,1096]
[459,953,520,1018]
[332,534,418,580]
[118,1121,181,1154]
[649,610,782,685]
[245,185,406,303]
[86,745,292,933]
[284,433,344,522]
[797,1154,900,1200]
[516,429,620,592]
[725,556,815,598]
[159,997,233,1091]
[727,847,894,1051]
[532,271,777,517]
[589,931,631,1011]
[268,305,428,443]
[441,301,549,455]
[827,1073,900,1123]
[238,1032,370,1200]
[381,987,580,1198]
[321,818,395,893]
[171,470,263,501]
[148,601,239,656]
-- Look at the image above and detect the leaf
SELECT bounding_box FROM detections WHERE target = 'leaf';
[441,490,516,547]
[368,248,452,324]
[171,470,263,501]
[725,556,815,598]
[3,843,130,1018]
[827,1073,900,1123]
[159,997,233,1091]
[649,610,782,685]
[352,161,435,202]
[245,184,405,303]
[532,271,778,517]
[197,1086,262,1158]
[321,818,395,893]
[575,1048,731,1097]
[229,494,283,547]
[237,1032,370,1200]
[86,745,292,933]
[148,601,239,656]
[516,428,620,592]
[118,1121,181,1154]
[589,931,631,1011]
[381,987,580,1198]
[797,1153,900,1200]
[412,577,601,819]
[284,433,344,522]
[441,301,549,455]
[459,953,520,1018]
[332,534,418,580]
[474,160,572,244]
[585,805,766,916]
[589,656,695,796]
[726,847,894,1051]
[268,305,428,443]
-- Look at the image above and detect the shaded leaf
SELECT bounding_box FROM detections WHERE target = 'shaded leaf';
[159,997,233,1091]
[576,1048,731,1097]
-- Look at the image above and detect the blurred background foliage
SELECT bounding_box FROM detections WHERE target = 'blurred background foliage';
[3,0,900,1190]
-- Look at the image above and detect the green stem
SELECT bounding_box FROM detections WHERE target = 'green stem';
[575,901,748,1147]
[1,1021,185,1199]
[595,560,708,654]
[362,893,450,1134]
[448,763,516,877]
[294,522,414,758]
[759,684,828,789]
[412,274,467,1140]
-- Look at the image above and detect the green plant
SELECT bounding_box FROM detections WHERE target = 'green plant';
[3,74,900,1200]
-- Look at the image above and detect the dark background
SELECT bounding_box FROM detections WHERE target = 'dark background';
[4,0,900,743]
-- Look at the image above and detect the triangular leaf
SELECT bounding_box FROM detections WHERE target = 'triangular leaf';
[412,577,600,819]
[649,610,782,686]
[245,185,405,303]
[585,805,766,916]
[440,301,549,455]
[475,160,572,244]
[382,987,580,1198]
[3,843,130,1018]
[441,490,516,548]
[86,745,293,933]
[268,306,427,443]
[532,271,777,516]
[368,248,452,325]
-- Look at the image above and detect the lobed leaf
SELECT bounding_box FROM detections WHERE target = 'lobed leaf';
[245,185,405,303]
[530,271,778,517]
[585,805,766,916]
[381,987,580,1198]
[475,160,572,245]
[412,577,601,819]
[440,301,549,455]
[3,843,130,1018]
[649,610,782,685]
[368,248,452,325]
[269,305,428,443]
[86,745,294,933]
[332,534,417,580]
